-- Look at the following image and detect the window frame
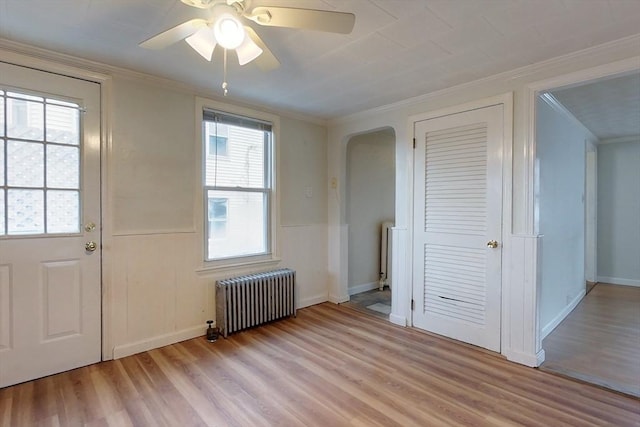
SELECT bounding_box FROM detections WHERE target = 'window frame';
[196,97,280,271]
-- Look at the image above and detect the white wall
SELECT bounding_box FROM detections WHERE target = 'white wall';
[107,76,329,358]
[327,37,640,366]
[597,138,640,286]
[585,144,598,283]
[346,129,395,294]
[279,116,329,307]
[536,96,594,337]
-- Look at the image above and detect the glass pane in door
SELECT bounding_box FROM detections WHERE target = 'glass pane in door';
[7,189,44,235]
[1,88,82,236]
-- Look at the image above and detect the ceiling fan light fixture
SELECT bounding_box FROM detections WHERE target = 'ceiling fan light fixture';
[235,32,263,65]
[185,26,217,60]
[213,12,245,49]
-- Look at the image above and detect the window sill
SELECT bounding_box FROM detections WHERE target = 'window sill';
[195,256,282,276]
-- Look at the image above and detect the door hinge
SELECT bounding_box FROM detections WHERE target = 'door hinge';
[413,138,416,149]
[411,299,415,310]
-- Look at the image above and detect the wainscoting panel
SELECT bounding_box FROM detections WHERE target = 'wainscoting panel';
[280,224,329,308]
[110,232,209,359]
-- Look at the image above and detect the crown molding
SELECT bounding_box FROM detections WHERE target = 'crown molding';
[0,38,327,127]
[598,135,640,145]
[329,34,640,127]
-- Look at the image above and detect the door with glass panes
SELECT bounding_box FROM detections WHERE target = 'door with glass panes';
[0,61,101,387]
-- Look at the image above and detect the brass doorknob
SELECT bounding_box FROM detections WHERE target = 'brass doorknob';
[85,241,97,252]
[487,240,499,249]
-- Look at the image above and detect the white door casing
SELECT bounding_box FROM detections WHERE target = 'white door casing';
[412,104,503,352]
[0,61,101,387]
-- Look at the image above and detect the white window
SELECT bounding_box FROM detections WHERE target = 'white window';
[202,108,273,262]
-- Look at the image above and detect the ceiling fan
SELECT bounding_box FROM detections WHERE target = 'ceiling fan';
[140,0,355,76]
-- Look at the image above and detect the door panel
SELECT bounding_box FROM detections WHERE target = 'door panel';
[413,105,503,352]
[0,61,101,387]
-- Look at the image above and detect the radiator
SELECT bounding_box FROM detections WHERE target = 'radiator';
[216,269,296,337]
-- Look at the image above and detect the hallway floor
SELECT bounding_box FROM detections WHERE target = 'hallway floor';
[541,283,640,397]
[342,288,391,320]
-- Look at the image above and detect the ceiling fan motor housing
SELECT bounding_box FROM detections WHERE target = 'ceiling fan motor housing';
[181,0,247,12]
[180,0,215,9]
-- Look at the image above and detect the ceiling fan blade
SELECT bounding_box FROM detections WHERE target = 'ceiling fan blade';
[140,19,209,50]
[185,26,217,61]
[247,6,355,34]
[236,29,263,66]
[244,26,280,71]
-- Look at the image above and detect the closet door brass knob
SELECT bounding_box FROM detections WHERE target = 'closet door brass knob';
[85,241,97,252]
[487,240,499,249]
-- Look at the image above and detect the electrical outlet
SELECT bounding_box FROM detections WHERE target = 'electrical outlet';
[305,186,313,198]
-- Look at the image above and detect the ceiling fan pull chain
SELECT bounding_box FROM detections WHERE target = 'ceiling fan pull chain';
[222,48,229,96]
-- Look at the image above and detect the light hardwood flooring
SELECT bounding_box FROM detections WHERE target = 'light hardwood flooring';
[2,302,639,426]
[542,283,640,397]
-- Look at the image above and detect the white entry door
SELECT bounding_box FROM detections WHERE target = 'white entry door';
[412,104,503,352]
[0,61,101,387]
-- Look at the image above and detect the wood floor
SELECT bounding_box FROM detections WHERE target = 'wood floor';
[542,283,640,397]
[1,303,639,426]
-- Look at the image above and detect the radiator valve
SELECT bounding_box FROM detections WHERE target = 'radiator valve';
[206,320,219,342]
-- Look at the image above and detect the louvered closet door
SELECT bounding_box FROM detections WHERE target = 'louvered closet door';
[412,104,503,352]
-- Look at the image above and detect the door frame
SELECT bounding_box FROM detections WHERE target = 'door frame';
[524,56,640,362]
[408,92,513,356]
[0,44,114,361]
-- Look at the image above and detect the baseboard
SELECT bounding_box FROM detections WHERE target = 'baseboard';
[504,348,546,367]
[112,325,204,359]
[597,276,640,287]
[328,292,350,304]
[541,290,586,339]
[348,281,379,295]
[298,293,328,308]
[389,313,407,327]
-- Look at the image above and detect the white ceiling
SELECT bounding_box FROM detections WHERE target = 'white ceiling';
[1,0,640,120]
[551,72,640,141]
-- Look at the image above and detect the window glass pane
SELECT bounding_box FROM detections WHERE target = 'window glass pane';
[208,135,228,156]
[208,198,228,239]
[0,95,5,137]
[205,125,265,188]
[46,104,79,145]
[7,92,43,102]
[8,189,44,235]
[211,220,226,239]
[46,98,78,107]
[47,190,79,233]
[207,190,266,260]
[212,198,227,219]
[47,145,79,189]
[7,140,44,187]
[0,190,4,236]
[0,140,4,186]
[7,97,44,141]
